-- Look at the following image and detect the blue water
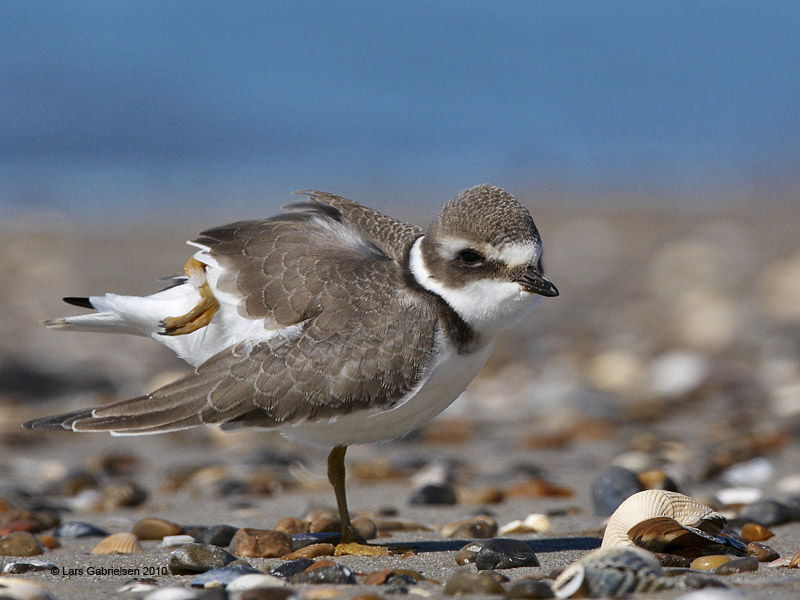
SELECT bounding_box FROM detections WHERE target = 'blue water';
[2,1,798,221]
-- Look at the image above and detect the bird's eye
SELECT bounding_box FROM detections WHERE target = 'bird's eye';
[457,249,485,266]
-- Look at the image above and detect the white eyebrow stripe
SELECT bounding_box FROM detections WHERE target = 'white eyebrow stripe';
[491,241,540,268]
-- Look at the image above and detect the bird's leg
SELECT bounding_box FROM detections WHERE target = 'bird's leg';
[327,445,360,544]
[160,257,220,336]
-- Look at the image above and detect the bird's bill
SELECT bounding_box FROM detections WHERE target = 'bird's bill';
[515,267,559,297]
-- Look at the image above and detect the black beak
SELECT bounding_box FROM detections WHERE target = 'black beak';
[515,267,559,297]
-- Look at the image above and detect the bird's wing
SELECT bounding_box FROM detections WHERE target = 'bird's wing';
[25,198,439,433]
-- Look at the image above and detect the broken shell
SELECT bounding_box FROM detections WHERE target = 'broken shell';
[552,545,673,599]
[601,490,745,556]
[90,532,142,555]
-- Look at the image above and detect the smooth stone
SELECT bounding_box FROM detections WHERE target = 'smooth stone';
[117,578,159,593]
[690,555,733,570]
[274,517,310,534]
[269,558,314,579]
[281,542,335,559]
[746,542,780,562]
[234,589,294,600]
[0,531,44,556]
[53,521,111,540]
[230,528,292,558]
[226,574,287,591]
[100,480,148,509]
[737,498,796,526]
[2,559,56,574]
[499,514,551,535]
[161,535,196,547]
[196,524,240,547]
[289,532,341,551]
[713,556,759,575]
[351,516,378,540]
[590,466,643,516]
[441,515,498,539]
[309,514,340,534]
[133,517,184,540]
[194,589,228,600]
[169,543,237,574]
[475,538,539,570]
[364,568,424,586]
[35,535,59,550]
[444,570,505,595]
[455,541,483,565]
[408,483,458,505]
[191,564,263,587]
[740,522,774,541]
[290,564,356,584]
[505,579,555,599]
[144,588,199,600]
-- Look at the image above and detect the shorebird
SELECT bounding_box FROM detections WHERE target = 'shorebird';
[25,184,558,546]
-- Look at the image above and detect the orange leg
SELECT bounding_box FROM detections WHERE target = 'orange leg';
[160,258,220,336]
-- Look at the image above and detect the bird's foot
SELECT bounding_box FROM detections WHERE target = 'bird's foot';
[334,541,391,556]
[160,258,220,336]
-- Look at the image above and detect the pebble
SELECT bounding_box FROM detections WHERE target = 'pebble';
[648,351,709,398]
[281,542,335,559]
[190,564,263,587]
[721,458,774,487]
[505,579,555,599]
[99,480,148,510]
[713,556,758,575]
[408,483,457,505]
[143,588,199,600]
[0,531,44,556]
[590,466,643,516]
[269,558,314,579]
[0,579,56,600]
[351,516,378,540]
[36,535,59,550]
[498,514,551,535]
[133,517,185,540]
[455,541,484,565]
[290,564,356,584]
[789,546,800,568]
[2,559,57,574]
[715,487,762,507]
[274,517,310,534]
[363,568,425,585]
[168,543,237,574]
[474,538,540,570]
[458,485,506,505]
[226,574,288,591]
[507,478,574,498]
[289,532,341,551]
[746,542,780,562]
[229,528,292,558]
[234,589,294,600]
[740,522,773,542]
[91,532,142,555]
[54,469,99,497]
[117,578,159,593]
[309,514,340,534]
[738,498,797,526]
[441,515,498,539]
[444,570,505,595]
[195,524,240,547]
[0,509,60,533]
[690,555,733,570]
[161,534,197,547]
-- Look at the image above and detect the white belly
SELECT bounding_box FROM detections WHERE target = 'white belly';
[281,341,495,446]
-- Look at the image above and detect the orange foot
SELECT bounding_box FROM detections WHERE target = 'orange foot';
[160,257,220,336]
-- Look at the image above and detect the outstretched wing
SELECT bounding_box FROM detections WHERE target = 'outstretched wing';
[26,193,438,434]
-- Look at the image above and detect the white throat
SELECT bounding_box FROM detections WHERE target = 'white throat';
[408,236,541,339]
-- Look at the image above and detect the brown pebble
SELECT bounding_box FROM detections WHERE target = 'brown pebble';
[363,568,424,585]
[37,534,60,550]
[652,552,690,568]
[60,471,100,497]
[352,516,378,540]
[306,558,337,570]
[444,569,505,595]
[455,541,484,565]
[90,532,142,555]
[282,543,336,560]
[788,546,800,568]
[374,518,432,535]
[310,514,341,534]
[100,481,148,510]
[747,541,780,562]
[349,457,410,481]
[741,522,774,542]
[229,528,292,558]
[714,556,759,574]
[132,517,184,540]
[0,531,44,556]
[1,509,59,533]
[458,485,506,505]
[89,451,140,477]
[637,469,675,490]
[240,590,295,600]
[507,479,574,498]
[274,517,310,534]
[690,555,733,570]
[442,516,498,539]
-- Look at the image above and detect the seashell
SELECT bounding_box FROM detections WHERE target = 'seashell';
[498,513,551,535]
[552,545,672,599]
[90,532,142,555]
[601,490,747,557]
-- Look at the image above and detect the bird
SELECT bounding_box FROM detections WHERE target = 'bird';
[24,184,558,545]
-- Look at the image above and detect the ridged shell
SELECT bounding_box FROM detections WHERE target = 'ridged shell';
[90,532,142,555]
[601,490,722,548]
[552,546,672,599]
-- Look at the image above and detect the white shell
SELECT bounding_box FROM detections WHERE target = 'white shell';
[601,490,722,549]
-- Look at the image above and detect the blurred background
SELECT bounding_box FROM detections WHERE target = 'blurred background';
[2,1,800,514]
